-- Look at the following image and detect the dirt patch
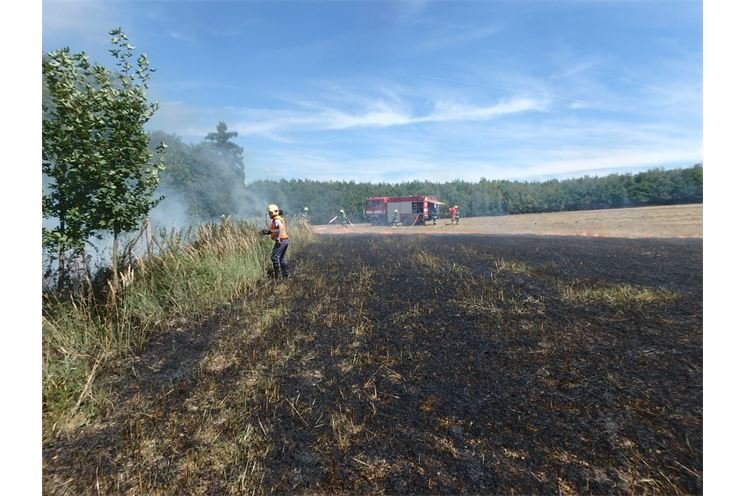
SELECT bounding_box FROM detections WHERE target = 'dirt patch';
[43,232,702,495]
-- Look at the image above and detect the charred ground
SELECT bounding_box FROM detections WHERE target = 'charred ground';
[44,233,702,495]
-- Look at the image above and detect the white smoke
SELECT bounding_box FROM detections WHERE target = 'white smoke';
[149,188,196,230]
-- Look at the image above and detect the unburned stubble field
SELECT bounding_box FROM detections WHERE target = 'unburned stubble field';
[313,204,703,238]
[43,206,703,495]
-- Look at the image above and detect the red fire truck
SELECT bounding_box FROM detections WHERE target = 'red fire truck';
[364,195,446,226]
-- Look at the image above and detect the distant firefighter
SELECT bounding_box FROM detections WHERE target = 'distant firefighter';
[301,206,310,224]
[449,205,457,225]
[392,209,400,227]
[339,209,351,228]
[431,204,439,225]
[455,205,460,225]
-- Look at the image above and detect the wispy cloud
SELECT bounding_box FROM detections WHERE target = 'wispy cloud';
[510,145,702,181]
[235,100,701,183]
[427,98,546,122]
[309,95,545,131]
[150,69,700,182]
[415,24,502,52]
[549,60,599,80]
[156,91,546,139]
[166,30,195,43]
[247,140,702,184]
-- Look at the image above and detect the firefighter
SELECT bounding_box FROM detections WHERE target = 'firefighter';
[431,204,439,225]
[262,204,290,280]
[455,205,460,225]
[392,209,400,227]
[340,209,350,228]
[301,206,310,224]
[449,205,457,225]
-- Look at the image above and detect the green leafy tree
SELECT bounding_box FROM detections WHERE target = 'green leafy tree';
[42,28,165,291]
[149,131,193,192]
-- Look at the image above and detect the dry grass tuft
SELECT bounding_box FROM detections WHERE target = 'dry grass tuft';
[560,281,680,305]
[494,258,533,275]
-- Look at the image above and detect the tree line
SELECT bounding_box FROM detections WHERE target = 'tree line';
[149,125,702,224]
[239,165,702,224]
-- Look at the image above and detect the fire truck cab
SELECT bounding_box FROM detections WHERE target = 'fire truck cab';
[364,195,446,226]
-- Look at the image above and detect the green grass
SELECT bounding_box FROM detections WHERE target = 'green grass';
[42,218,314,440]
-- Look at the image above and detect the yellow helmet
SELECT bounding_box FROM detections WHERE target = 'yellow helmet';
[267,204,279,216]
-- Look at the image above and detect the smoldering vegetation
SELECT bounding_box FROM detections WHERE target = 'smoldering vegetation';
[44,233,702,495]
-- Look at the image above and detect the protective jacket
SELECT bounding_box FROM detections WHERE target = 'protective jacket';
[269,215,289,241]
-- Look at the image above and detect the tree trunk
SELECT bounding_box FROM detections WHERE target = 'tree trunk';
[111,231,119,299]
[145,218,153,258]
[57,246,66,292]
[56,217,66,291]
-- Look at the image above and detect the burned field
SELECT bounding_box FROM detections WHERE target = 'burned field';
[44,234,702,495]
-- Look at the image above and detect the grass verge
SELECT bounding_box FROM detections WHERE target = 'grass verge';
[42,218,314,440]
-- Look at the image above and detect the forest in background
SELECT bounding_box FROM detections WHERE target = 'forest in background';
[151,125,702,226]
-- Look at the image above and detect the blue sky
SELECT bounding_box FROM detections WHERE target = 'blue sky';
[41,0,702,183]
